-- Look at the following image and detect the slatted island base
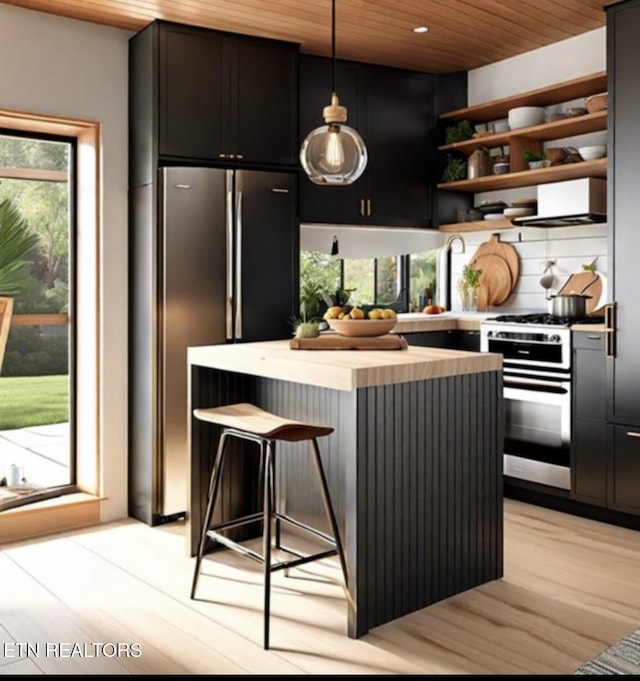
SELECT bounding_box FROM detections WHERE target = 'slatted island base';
[187,340,504,639]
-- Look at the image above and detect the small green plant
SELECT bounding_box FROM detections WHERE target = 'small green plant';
[461,263,483,289]
[445,119,474,145]
[441,154,467,183]
[522,150,546,163]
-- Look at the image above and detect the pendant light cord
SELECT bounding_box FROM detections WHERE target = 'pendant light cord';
[331,0,336,93]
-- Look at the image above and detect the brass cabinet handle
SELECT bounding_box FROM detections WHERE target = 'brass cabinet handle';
[627,432,640,438]
[604,302,616,358]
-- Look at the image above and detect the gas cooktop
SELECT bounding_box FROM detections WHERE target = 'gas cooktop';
[485,313,604,327]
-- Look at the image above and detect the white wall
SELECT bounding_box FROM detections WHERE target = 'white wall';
[0,5,132,520]
[449,28,609,312]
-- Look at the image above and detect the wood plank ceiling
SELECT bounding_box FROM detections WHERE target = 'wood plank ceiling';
[2,0,606,73]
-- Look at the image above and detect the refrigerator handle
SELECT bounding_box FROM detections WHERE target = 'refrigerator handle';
[226,183,234,340]
[235,190,243,340]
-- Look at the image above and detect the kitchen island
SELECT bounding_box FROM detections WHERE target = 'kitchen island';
[187,340,503,638]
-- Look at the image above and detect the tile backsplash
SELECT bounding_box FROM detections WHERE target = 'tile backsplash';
[449,222,608,313]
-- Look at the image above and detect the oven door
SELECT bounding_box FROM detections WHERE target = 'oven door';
[503,374,571,489]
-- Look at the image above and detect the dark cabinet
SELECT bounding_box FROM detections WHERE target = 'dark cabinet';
[571,331,607,506]
[572,331,640,515]
[603,0,640,517]
[609,424,640,514]
[607,0,640,428]
[130,20,298,184]
[298,55,436,227]
[406,329,480,352]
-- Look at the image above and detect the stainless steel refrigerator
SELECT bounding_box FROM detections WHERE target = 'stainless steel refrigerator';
[129,166,298,525]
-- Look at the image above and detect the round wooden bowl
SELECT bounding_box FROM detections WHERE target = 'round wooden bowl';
[327,318,396,337]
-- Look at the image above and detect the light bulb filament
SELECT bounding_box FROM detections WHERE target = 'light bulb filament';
[325,125,344,169]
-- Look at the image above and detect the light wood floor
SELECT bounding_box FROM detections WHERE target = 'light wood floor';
[1,498,639,675]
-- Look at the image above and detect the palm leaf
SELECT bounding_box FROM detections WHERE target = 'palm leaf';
[0,199,39,297]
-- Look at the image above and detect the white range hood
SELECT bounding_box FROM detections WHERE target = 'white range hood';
[512,177,606,227]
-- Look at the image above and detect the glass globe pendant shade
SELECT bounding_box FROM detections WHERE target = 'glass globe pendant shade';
[300,122,368,185]
[300,93,368,185]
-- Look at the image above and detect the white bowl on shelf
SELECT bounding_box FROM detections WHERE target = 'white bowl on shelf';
[578,145,607,160]
[508,106,546,129]
[503,206,535,218]
[484,213,505,221]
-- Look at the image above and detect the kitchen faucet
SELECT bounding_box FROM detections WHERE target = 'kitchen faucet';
[445,234,466,253]
[438,234,466,310]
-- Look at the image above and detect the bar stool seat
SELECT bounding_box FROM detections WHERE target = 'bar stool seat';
[190,402,349,650]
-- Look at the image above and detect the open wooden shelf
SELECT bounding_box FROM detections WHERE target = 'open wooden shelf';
[437,157,607,193]
[439,219,515,233]
[440,72,607,123]
[439,110,607,156]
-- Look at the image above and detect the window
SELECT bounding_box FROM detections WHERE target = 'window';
[0,131,75,510]
[409,249,438,309]
[300,247,440,313]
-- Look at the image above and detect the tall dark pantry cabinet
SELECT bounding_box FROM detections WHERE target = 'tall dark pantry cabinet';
[606,0,640,516]
[128,20,299,525]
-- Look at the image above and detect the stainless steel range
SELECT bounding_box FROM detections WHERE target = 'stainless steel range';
[480,312,603,490]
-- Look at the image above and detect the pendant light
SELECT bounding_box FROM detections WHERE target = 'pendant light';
[299,0,368,185]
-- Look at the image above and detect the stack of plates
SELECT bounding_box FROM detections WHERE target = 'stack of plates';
[508,106,545,129]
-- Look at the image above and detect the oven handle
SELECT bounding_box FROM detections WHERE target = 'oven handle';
[504,386,570,407]
[504,375,570,391]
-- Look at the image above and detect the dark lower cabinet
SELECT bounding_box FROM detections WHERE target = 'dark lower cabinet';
[572,331,640,516]
[572,331,607,506]
[406,329,480,352]
[609,424,640,515]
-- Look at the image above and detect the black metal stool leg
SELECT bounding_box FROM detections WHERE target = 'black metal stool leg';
[271,446,282,550]
[191,429,229,599]
[310,438,350,591]
[262,439,274,650]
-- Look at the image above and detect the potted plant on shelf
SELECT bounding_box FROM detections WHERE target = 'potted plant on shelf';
[441,154,467,183]
[523,150,550,170]
[0,199,38,372]
[444,119,474,145]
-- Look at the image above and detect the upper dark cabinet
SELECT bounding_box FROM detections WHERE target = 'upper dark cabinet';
[130,20,298,184]
[298,55,436,228]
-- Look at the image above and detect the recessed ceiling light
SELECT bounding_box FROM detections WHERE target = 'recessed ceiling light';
[413,26,429,33]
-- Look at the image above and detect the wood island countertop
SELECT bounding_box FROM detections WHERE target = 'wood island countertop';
[188,339,502,392]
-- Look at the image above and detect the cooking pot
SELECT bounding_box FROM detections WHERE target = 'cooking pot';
[549,293,591,319]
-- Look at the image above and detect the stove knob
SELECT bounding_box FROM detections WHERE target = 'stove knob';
[549,334,561,343]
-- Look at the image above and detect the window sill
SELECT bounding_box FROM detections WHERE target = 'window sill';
[0,492,104,543]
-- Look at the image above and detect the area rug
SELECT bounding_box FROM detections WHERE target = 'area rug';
[574,628,640,674]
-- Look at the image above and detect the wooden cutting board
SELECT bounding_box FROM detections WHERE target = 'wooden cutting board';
[471,234,520,289]
[290,334,408,350]
[473,253,513,308]
[558,271,603,315]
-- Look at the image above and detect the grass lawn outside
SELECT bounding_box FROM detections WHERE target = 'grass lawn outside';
[0,375,69,430]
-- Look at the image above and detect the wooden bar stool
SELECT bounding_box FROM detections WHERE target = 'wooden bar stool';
[190,402,349,649]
